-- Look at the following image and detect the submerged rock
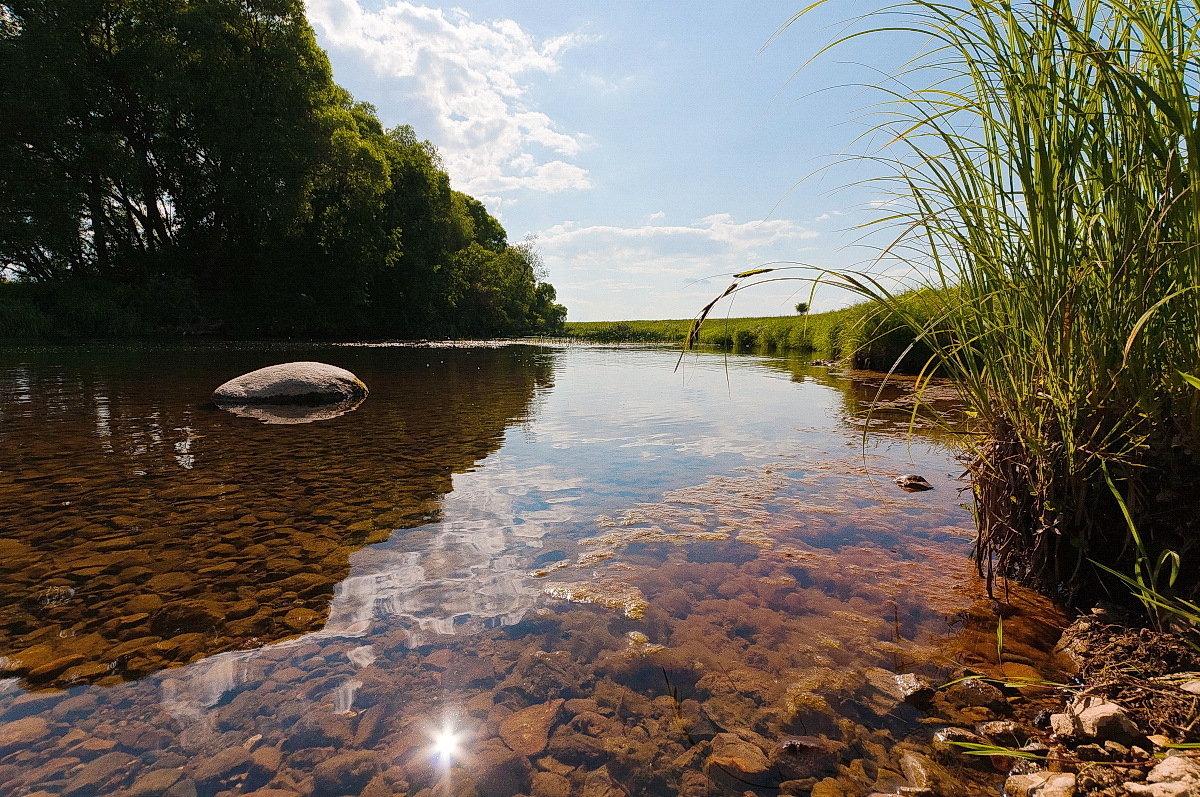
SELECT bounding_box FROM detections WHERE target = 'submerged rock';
[770,735,845,780]
[894,474,934,492]
[499,699,564,756]
[895,673,937,707]
[312,751,381,796]
[942,678,1010,713]
[707,733,772,787]
[0,716,50,752]
[213,362,367,407]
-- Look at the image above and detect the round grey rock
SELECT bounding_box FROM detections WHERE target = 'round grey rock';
[213,362,367,407]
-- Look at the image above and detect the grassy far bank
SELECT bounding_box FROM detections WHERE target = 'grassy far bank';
[564,294,937,374]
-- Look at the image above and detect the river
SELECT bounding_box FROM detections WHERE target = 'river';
[0,342,1065,796]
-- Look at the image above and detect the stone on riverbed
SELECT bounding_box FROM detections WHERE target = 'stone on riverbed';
[1065,695,1140,741]
[896,673,937,706]
[770,735,845,780]
[1005,771,1078,797]
[707,733,772,787]
[212,362,367,407]
[499,698,564,755]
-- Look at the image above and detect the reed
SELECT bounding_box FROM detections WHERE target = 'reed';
[707,0,1200,599]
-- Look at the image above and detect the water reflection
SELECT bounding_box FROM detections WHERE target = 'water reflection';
[0,344,1065,797]
[218,394,366,425]
[0,344,556,689]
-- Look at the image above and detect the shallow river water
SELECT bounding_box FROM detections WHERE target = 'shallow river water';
[0,342,1066,797]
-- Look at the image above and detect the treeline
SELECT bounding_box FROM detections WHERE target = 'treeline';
[0,0,565,337]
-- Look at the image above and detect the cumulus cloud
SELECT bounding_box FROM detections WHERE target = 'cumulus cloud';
[306,0,591,194]
[536,214,823,320]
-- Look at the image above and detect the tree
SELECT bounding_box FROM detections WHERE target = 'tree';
[795,302,809,314]
[0,0,566,337]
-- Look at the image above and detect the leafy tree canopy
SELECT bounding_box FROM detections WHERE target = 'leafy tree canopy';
[0,0,565,337]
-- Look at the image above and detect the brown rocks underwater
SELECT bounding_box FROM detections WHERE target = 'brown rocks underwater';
[0,345,556,691]
[0,345,1129,796]
[0,445,1076,797]
[0,545,1072,797]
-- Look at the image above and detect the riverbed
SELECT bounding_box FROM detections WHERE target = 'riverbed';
[0,342,1066,796]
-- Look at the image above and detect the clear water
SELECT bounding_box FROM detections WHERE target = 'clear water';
[0,343,1062,796]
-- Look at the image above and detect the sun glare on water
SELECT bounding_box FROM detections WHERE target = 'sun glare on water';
[432,725,461,766]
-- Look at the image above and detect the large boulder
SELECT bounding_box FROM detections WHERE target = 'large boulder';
[213,362,367,407]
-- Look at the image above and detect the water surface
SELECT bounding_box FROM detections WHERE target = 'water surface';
[0,343,1062,796]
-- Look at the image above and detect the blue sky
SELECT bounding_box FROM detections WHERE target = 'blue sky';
[306,1,909,321]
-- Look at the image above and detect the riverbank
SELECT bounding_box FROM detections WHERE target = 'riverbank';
[993,606,1200,797]
[853,378,1200,797]
[563,294,936,373]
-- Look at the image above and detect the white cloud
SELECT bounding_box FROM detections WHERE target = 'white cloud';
[580,71,635,96]
[539,214,817,253]
[536,213,825,320]
[306,0,591,195]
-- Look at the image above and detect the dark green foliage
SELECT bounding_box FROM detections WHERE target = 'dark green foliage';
[732,329,757,351]
[0,0,564,338]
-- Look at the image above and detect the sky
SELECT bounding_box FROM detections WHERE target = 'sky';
[305,1,911,321]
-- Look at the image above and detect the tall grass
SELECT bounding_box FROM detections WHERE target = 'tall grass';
[708,0,1200,598]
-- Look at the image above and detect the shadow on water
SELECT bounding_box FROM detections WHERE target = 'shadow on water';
[0,343,558,690]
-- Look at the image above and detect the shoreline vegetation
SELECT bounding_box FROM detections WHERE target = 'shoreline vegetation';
[681,0,1200,788]
[563,295,936,373]
[763,0,1200,614]
[671,0,1200,617]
